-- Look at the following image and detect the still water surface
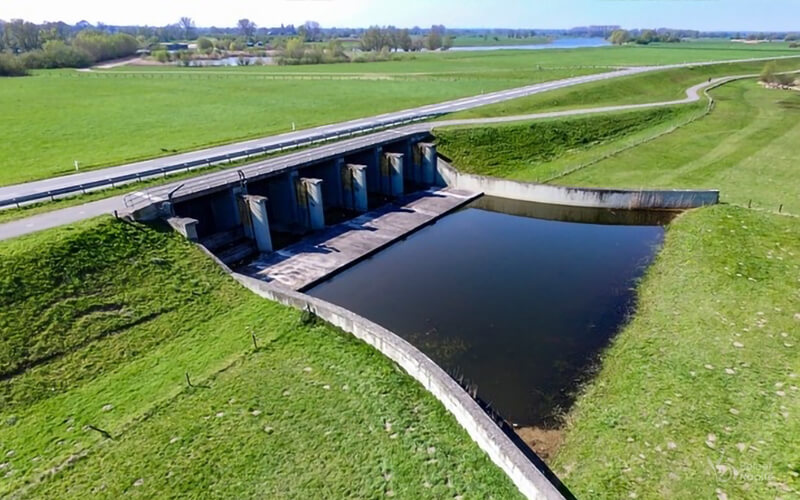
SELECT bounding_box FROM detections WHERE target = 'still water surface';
[450,37,611,52]
[309,196,669,426]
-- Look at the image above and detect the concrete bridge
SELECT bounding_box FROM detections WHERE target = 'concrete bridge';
[129,130,451,269]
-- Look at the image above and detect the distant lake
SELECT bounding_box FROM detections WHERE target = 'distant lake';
[184,56,272,67]
[450,37,611,52]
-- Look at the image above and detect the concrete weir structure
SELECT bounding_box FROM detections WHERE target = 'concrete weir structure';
[134,132,442,266]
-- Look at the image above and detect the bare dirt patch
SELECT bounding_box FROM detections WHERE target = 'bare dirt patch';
[515,426,564,460]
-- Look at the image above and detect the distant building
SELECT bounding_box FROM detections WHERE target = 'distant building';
[163,43,189,51]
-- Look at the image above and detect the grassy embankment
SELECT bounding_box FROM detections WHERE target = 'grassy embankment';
[553,205,800,499]
[2,41,798,186]
[445,57,800,119]
[437,80,800,213]
[0,218,521,498]
[436,103,706,182]
[555,81,800,214]
[436,76,800,498]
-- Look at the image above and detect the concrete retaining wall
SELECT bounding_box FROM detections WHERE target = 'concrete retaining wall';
[438,159,719,210]
[233,273,566,500]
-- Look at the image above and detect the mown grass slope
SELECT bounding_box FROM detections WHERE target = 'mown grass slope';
[445,58,800,119]
[436,104,702,181]
[552,205,800,499]
[557,80,800,214]
[0,218,521,499]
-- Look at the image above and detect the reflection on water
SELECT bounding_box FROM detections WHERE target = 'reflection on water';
[308,196,666,426]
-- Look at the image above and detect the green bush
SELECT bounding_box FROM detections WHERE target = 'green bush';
[0,53,29,77]
[20,41,93,69]
[73,31,138,62]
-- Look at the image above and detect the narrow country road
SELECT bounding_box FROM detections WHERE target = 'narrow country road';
[0,64,797,241]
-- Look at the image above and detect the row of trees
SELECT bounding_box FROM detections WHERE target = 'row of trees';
[0,22,139,75]
[360,25,452,52]
[608,29,681,45]
[276,38,349,65]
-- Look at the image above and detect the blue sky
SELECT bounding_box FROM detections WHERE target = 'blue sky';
[3,0,798,31]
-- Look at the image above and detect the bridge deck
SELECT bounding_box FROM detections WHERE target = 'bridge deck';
[239,187,481,291]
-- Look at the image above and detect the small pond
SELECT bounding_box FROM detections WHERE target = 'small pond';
[308,196,672,427]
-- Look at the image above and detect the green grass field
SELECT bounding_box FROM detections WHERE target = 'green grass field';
[437,79,800,214]
[552,205,800,499]
[0,66,600,187]
[2,42,799,187]
[449,35,551,47]
[0,218,520,498]
[445,58,800,119]
[436,103,705,181]
[557,80,800,213]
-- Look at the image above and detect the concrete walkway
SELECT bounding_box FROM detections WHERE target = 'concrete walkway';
[239,187,480,290]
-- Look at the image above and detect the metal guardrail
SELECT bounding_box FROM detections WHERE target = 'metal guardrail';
[119,114,439,211]
[0,113,441,210]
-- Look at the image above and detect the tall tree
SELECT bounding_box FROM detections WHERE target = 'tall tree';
[6,19,41,52]
[426,25,446,50]
[237,18,256,38]
[179,17,195,40]
[609,29,630,45]
[398,28,413,52]
[303,21,321,42]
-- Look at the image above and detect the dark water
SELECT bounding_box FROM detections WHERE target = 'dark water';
[308,196,670,426]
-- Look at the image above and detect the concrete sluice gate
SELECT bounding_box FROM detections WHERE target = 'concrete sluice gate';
[165,139,448,276]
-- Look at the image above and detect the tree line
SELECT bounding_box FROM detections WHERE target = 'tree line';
[360,25,452,52]
[1,20,139,75]
[608,28,800,46]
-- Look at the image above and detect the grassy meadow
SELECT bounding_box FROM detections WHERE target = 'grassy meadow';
[556,80,800,213]
[552,205,800,499]
[2,41,799,187]
[0,66,598,186]
[436,103,706,181]
[438,79,800,213]
[445,57,800,119]
[0,217,521,498]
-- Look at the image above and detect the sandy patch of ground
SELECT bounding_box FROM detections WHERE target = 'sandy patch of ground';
[515,426,564,461]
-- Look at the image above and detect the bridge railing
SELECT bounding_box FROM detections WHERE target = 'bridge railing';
[0,113,441,211]
[122,119,436,212]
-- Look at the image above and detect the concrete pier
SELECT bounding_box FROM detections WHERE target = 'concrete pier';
[343,164,368,212]
[299,178,325,230]
[382,152,404,197]
[239,187,481,291]
[418,143,437,186]
[167,217,199,241]
[245,195,273,253]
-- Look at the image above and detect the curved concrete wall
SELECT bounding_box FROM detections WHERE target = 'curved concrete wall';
[437,158,719,210]
[233,273,566,500]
